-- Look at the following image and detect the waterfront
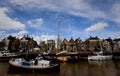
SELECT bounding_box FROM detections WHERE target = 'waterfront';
[0,60,120,76]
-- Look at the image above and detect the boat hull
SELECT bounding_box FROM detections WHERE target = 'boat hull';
[9,60,60,73]
[57,56,80,62]
[88,55,112,61]
[43,56,60,63]
[0,55,19,62]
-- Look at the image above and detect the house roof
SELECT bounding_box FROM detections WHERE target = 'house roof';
[21,35,31,40]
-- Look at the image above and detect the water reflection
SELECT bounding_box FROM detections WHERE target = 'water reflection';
[61,62,89,76]
[0,62,9,76]
[0,61,120,76]
[88,60,116,76]
[60,60,120,76]
[113,61,120,76]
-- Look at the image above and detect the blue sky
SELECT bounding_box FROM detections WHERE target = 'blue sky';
[0,0,120,43]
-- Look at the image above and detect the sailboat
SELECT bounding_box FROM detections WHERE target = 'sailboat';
[42,18,61,62]
[88,38,112,61]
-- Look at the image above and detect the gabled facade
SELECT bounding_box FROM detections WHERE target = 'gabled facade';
[2,35,16,51]
[20,35,38,52]
[104,37,113,51]
[61,38,70,51]
[113,38,120,51]
[2,37,10,50]
[102,40,112,52]
[85,36,100,51]
[47,40,55,53]
[61,37,83,52]
[75,38,82,51]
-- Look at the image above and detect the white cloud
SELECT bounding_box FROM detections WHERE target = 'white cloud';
[31,35,40,44]
[27,18,44,29]
[9,0,120,25]
[0,7,25,30]
[111,3,120,24]
[11,30,28,38]
[9,0,106,19]
[31,33,57,44]
[0,31,6,35]
[9,0,90,11]
[85,22,108,32]
[0,31,7,40]
[40,33,57,41]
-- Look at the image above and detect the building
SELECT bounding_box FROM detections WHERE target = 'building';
[1,35,16,51]
[61,37,83,52]
[39,41,47,53]
[61,38,70,51]
[113,38,120,51]
[2,37,10,50]
[47,40,55,53]
[69,37,77,52]
[102,39,112,52]
[74,38,82,51]
[20,35,38,52]
[104,38,113,51]
[85,36,100,51]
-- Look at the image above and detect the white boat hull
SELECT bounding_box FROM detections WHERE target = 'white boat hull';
[9,58,60,72]
[88,55,112,61]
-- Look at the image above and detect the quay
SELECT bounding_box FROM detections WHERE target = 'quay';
[18,51,120,60]
[0,51,120,62]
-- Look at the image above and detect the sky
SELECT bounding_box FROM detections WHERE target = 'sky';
[0,0,120,43]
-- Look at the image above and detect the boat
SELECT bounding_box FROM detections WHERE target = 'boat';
[9,55,60,72]
[57,55,80,62]
[0,51,20,62]
[56,51,80,62]
[43,55,60,63]
[88,38,112,61]
[88,52,112,61]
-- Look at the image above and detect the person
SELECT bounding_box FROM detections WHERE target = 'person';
[34,59,38,65]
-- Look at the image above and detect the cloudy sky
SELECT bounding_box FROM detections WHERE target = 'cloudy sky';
[0,0,120,43]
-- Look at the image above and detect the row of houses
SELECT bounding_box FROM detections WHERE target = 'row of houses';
[59,36,120,52]
[0,35,38,52]
[0,35,120,53]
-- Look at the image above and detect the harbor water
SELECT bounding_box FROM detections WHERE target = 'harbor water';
[0,60,120,76]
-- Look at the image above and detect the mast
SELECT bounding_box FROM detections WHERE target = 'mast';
[99,33,103,53]
[99,39,103,52]
[57,18,60,50]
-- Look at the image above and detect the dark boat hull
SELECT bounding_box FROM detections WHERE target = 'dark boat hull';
[0,55,19,62]
[9,61,60,73]
[43,56,60,63]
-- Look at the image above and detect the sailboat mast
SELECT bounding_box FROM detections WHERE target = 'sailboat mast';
[99,33,103,53]
[57,18,60,50]
[99,39,103,51]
